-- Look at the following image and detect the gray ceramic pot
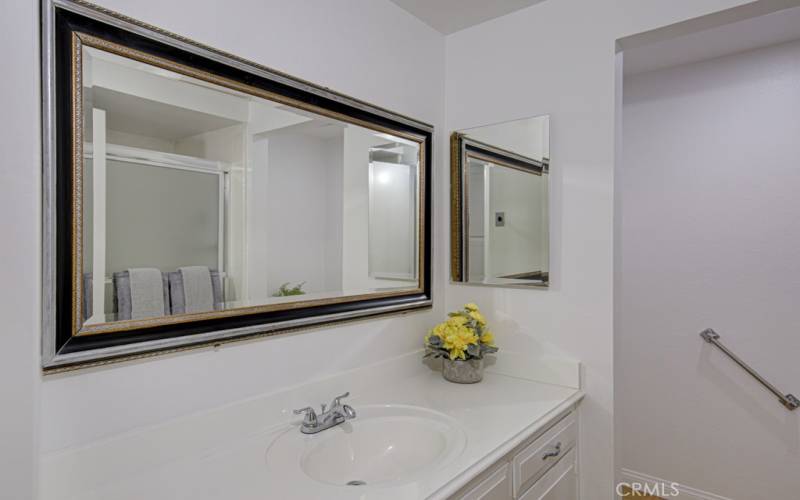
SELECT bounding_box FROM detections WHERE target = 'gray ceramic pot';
[442,357,484,384]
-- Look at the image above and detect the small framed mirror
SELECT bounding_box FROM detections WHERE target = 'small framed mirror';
[42,1,432,369]
[450,115,550,287]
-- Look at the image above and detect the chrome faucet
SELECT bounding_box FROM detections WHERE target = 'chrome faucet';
[293,392,357,434]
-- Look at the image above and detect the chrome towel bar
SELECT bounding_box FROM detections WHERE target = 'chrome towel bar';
[700,329,799,411]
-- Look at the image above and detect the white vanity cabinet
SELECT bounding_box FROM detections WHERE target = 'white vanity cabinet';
[519,449,577,500]
[450,409,579,500]
[458,463,513,500]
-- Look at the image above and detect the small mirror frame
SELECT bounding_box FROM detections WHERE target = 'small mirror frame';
[450,132,549,287]
[42,0,433,370]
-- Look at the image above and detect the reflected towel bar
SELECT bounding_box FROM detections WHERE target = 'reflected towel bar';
[700,328,799,411]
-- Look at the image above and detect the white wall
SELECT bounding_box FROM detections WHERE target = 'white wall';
[341,125,406,290]
[264,131,343,295]
[617,39,800,499]
[87,52,250,123]
[175,124,245,163]
[369,161,417,280]
[463,115,550,161]
[106,130,177,152]
[444,1,753,497]
[0,2,40,498]
[37,0,446,455]
[486,165,546,278]
[246,103,315,299]
[467,161,487,280]
[325,138,346,291]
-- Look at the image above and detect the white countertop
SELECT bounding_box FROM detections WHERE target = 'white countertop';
[41,351,582,500]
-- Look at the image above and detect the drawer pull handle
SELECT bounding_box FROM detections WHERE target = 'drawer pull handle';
[542,441,562,460]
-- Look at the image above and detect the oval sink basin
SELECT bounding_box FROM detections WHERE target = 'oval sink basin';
[266,404,466,487]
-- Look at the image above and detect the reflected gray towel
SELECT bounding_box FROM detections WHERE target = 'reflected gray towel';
[82,273,93,321]
[179,266,214,314]
[128,268,166,319]
[168,270,223,314]
[115,271,170,321]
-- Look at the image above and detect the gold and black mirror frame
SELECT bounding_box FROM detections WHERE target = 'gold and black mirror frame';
[450,132,549,287]
[42,0,433,370]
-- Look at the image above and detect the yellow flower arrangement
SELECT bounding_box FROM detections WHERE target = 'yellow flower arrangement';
[424,303,498,361]
[468,310,486,326]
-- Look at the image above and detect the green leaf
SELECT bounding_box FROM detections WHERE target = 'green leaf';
[273,281,306,297]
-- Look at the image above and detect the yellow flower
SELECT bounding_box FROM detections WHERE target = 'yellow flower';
[446,315,468,326]
[427,304,495,360]
[441,323,478,360]
[469,310,486,325]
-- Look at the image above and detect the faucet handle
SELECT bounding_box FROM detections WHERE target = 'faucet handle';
[293,406,318,427]
[330,392,350,409]
[341,404,357,419]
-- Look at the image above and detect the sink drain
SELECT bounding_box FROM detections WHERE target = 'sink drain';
[346,480,367,486]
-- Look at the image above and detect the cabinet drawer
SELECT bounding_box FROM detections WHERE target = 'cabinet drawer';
[512,412,577,496]
[518,449,577,500]
[458,463,513,500]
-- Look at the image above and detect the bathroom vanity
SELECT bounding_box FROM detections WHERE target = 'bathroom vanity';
[448,409,577,500]
[37,6,579,498]
[41,352,582,500]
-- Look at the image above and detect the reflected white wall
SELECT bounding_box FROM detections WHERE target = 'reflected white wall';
[463,115,550,161]
[486,166,545,278]
[342,126,397,290]
[263,129,344,295]
[369,161,417,280]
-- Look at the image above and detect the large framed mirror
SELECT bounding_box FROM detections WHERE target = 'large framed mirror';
[450,115,549,287]
[42,0,432,370]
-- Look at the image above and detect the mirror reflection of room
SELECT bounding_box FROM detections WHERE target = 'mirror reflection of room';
[454,115,549,287]
[80,46,420,324]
